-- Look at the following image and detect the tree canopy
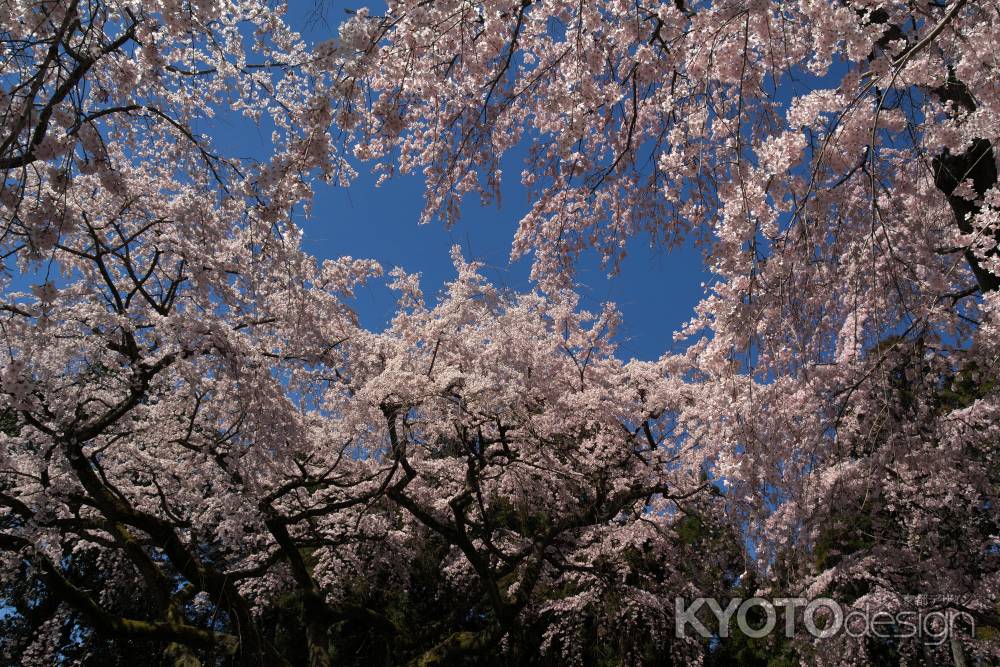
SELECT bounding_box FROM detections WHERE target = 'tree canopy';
[1,1,998,665]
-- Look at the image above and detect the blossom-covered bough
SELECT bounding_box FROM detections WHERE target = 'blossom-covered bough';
[0,3,389,663]
[1,5,727,665]
[317,257,736,664]
[1,0,999,665]
[342,0,1000,663]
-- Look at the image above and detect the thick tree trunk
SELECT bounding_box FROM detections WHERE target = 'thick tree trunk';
[304,593,333,667]
[933,138,1000,293]
[931,76,1000,293]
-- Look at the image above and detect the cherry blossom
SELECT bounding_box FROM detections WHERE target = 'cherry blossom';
[3,0,999,665]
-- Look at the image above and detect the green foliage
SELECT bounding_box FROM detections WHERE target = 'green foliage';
[0,406,19,437]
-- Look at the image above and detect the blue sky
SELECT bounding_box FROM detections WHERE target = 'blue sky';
[268,1,711,362]
[299,151,709,362]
